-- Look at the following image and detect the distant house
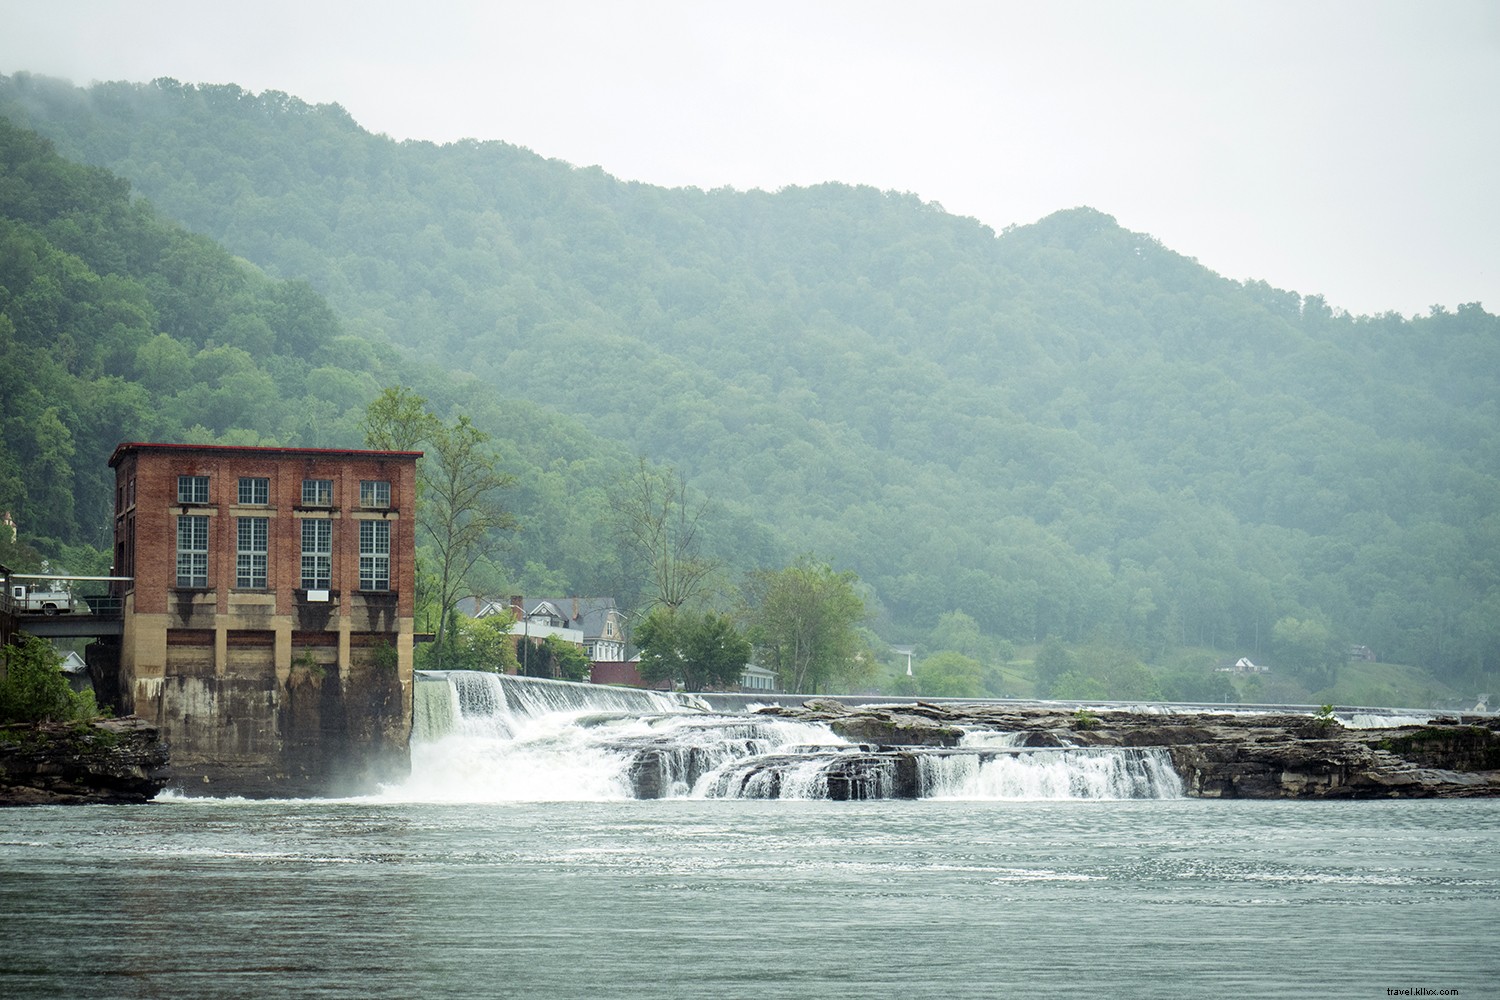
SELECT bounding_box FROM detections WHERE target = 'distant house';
[469,596,628,662]
[1349,645,1378,662]
[59,650,91,694]
[1218,657,1270,675]
[740,663,778,692]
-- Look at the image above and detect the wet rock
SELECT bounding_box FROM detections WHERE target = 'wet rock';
[822,753,922,800]
[758,701,1500,799]
[0,717,169,805]
[762,701,963,747]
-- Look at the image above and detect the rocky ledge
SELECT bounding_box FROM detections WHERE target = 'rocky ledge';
[0,717,170,806]
[757,700,1500,798]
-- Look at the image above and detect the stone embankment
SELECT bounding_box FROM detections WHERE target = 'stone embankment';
[0,717,169,805]
[758,700,1500,798]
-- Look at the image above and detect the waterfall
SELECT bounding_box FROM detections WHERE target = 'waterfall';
[1341,712,1434,729]
[916,748,1183,800]
[395,672,1186,802]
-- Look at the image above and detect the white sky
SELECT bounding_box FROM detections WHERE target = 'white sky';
[2,0,1496,317]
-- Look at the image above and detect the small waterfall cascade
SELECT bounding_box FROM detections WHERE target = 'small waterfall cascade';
[412,671,700,742]
[1341,712,1435,729]
[397,672,1185,802]
[915,748,1182,800]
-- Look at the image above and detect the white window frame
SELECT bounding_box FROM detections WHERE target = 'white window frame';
[238,477,269,505]
[236,516,268,588]
[301,478,333,507]
[301,519,332,589]
[359,520,390,591]
[177,475,210,505]
[360,479,390,508]
[176,514,209,587]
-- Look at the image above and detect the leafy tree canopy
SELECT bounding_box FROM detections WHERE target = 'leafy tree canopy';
[635,606,751,692]
[1,634,98,724]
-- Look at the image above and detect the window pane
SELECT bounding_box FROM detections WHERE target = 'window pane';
[177,475,209,504]
[176,514,208,587]
[300,519,331,589]
[359,520,390,590]
[238,477,269,505]
[237,516,268,588]
[301,479,333,506]
[360,480,390,508]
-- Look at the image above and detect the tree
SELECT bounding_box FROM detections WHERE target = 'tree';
[541,634,591,682]
[612,460,715,613]
[1032,638,1076,697]
[420,415,518,664]
[1272,615,1345,691]
[635,606,751,691]
[362,384,439,451]
[364,388,519,666]
[916,651,985,698]
[632,607,682,688]
[684,611,753,690]
[0,634,97,723]
[929,610,985,660]
[514,633,592,681]
[1050,670,1109,701]
[446,611,520,674]
[743,559,867,694]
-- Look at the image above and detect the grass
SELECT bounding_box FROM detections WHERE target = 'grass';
[1316,660,1469,711]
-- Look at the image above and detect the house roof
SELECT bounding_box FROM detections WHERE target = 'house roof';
[466,596,623,640]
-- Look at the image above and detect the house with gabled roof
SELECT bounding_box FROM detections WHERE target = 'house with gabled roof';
[466,595,629,663]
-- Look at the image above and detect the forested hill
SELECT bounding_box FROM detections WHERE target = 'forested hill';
[2,73,1497,692]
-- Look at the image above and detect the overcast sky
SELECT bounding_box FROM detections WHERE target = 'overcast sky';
[2,1,1496,316]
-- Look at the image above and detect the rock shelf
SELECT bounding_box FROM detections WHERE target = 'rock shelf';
[757,700,1500,798]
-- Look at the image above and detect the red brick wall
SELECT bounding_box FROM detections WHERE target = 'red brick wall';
[590,660,673,690]
[111,444,420,617]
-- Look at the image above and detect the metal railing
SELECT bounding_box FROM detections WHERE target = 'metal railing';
[3,574,132,621]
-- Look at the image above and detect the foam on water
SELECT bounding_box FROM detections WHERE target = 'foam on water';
[394,672,1186,802]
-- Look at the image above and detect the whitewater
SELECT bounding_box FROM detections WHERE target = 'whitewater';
[391,671,1183,802]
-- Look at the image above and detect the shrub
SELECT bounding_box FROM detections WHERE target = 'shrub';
[0,635,99,724]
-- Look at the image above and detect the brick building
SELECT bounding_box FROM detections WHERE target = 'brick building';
[108,443,421,795]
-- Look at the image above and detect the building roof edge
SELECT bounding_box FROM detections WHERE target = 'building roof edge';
[108,442,424,467]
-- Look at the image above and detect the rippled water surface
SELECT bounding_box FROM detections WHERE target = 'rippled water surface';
[2,798,1496,999]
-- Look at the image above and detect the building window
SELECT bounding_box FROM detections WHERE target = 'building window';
[176,515,209,587]
[301,519,332,589]
[177,475,210,505]
[238,477,269,505]
[302,479,333,506]
[359,520,390,591]
[236,516,268,588]
[360,480,390,508]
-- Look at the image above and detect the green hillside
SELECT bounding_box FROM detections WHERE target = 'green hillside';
[0,112,652,599]
[1,73,1496,702]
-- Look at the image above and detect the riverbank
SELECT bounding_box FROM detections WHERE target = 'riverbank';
[0,717,168,805]
[758,700,1500,798]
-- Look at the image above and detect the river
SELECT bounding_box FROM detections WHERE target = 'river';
[1,674,1495,998]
